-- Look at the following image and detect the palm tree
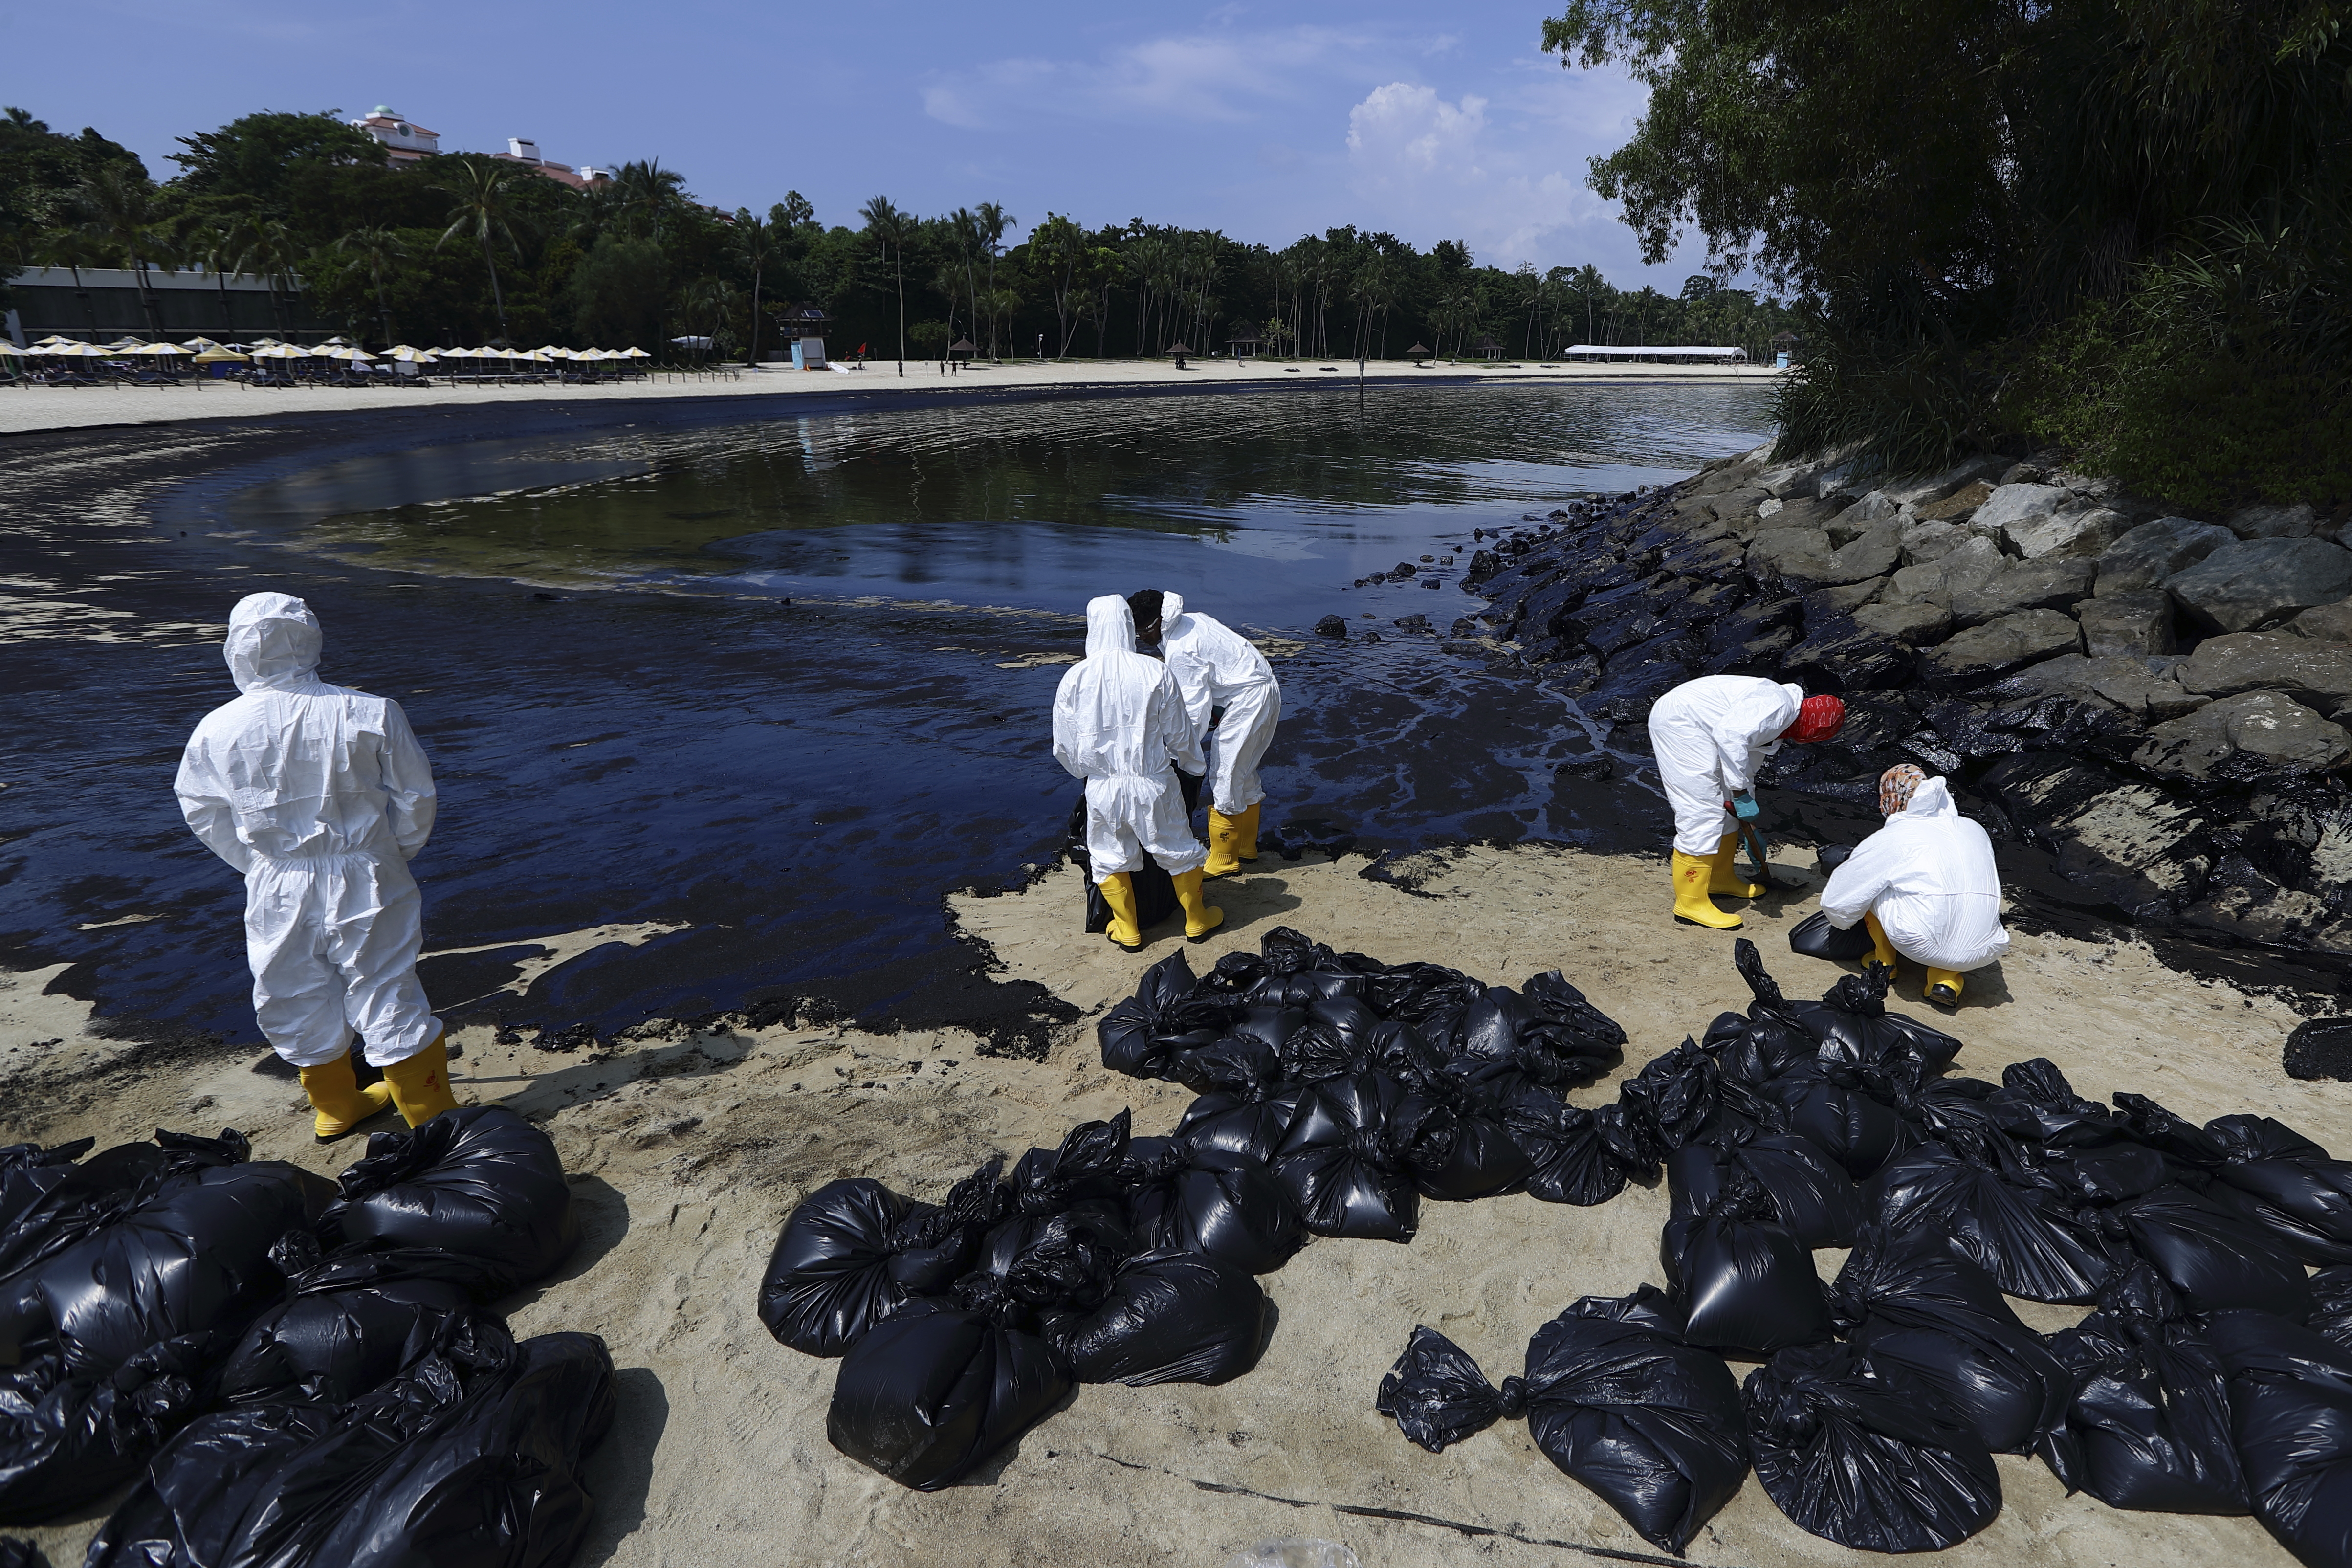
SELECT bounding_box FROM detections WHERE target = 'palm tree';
[335,227,410,347]
[431,158,534,345]
[612,160,687,241]
[1516,263,1544,359]
[243,220,307,339]
[26,226,104,340]
[77,165,172,338]
[949,207,984,348]
[858,195,912,371]
[734,213,779,364]
[180,216,256,338]
[974,202,1013,357]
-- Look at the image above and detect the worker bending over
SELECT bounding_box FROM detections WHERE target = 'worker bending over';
[1647,674,1846,929]
[1054,595,1224,951]
[1820,765,2009,1011]
[175,593,459,1140]
[1128,588,1281,878]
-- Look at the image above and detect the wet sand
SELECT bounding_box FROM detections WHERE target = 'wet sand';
[4,841,2330,1568]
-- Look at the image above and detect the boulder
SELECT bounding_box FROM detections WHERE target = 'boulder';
[1970,483,2067,537]
[1922,608,2082,683]
[1979,753,2210,912]
[2095,517,2234,596]
[1896,517,1982,567]
[1748,523,1900,589]
[1802,576,1889,618]
[1912,480,1996,523]
[2166,537,2352,633]
[2076,592,2178,658]
[1888,535,2005,604]
[1996,653,2206,722]
[1777,616,1919,692]
[1837,492,1907,532]
[2291,599,2352,643]
[2177,633,2352,707]
[1313,615,1348,638]
[2228,502,2319,540]
[1853,600,1955,646]
[2006,506,2131,561]
[2132,690,2352,779]
[1949,558,2096,628]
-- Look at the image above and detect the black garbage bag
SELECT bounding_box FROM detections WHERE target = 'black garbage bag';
[1260,926,1335,976]
[1074,794,1180,937]
[961,1205,1132,1328]
[83,1317,616,1568]
[1008,1110,1135,1214]
[1455,979,1623,1088]
[1698,940,1817,1084]
[1659,1172,1832,1356]
[1126,1146,1302,1274]
[1792,966,1962,1072]
[2201,1113,2352,1267]
[2111,1090,2230,1165]
[1044,1250,1271,1385]
[1788,910,1875,963]
[1173,1086,1305,1166]
[0,1129,248,1284]
[1280,996,1386,1082]
[0,1538,46,1568]
[1167,1033,1281,1097]
[1614,1040,1720,1157]
[1985,1059,2129,1152]
[1271,1073,1421,1241]
[1401,1087,1535,1202]
[1758,1059,1919,1179]
[2107,1182,2314,1320]
[1503,1092,1630,1207]
[1365,962,1487,1052]
[2207,1307,2352,1568]
[827,1296,1071,1490]
[1096,951,1205,1079]
[1247,970,1367,1010]
[214,1276,476,1404]
[2040,1266,2247,1514]
[2312,1266,2352,1353]
[1195,950,1270,997]
[1831,1224,2069,1455]
[0,1335,212,1526]
[1669,1127,1863,1250]
[1377,1325,1521,1453]
[1743,1342,2002,1553]
[1869,1141,2115,1303]
[760,1162,1005,1357]
[319,1105,576,1299]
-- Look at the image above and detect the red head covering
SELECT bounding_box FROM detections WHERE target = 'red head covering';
[1781,693,1846,745]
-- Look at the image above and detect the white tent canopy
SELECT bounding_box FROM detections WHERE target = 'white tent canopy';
[1562,344,1750,362]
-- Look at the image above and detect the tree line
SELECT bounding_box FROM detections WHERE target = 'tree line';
[0,105,1799,365]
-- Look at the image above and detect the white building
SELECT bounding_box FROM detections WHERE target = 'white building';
[349,107,440,164]
[490,137,610,190]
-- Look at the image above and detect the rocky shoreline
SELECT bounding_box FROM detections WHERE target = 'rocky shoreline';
[1438,444,2352,997]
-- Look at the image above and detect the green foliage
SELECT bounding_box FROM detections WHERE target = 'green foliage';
[571,234,665,347]
[908,320,950,355]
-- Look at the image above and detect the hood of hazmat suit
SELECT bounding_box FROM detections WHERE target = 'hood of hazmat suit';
[1819,777,2010,971]
[224,591,326,694]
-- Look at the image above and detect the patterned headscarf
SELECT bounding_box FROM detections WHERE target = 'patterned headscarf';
[1880,764,1928,817]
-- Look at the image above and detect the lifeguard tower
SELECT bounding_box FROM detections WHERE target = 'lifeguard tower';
[782,305,831,369]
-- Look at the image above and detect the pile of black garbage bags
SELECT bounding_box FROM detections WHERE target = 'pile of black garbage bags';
[1376,940,2352,1565]
[0,1106,606,1568]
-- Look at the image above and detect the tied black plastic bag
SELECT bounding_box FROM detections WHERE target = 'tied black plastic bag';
[1400,1088,1534,1203]
[760,1163,1004,1357]
[1377,1325,1522,1453]
[1759,1058,1919,1179]
[1260,926,1335,976]
[1613,1040,1720,1159]
[1787,910,1875,963]
[2207,1308,2352,1568]
[1743,1342,2002,1553]
[1453,978,1623,1088]
[1126,1146,1302,1275]
[320,1105,576,1299]
[1175,1087,1304,1166]
[827,1296,1071,1490]
[1986,1059,2130,1152]
[83,1318,617,1568]
[2313,1266,2352,1353]
[214,1276,475,1404]
[1831,1224,2069,1456]
[1868,1142,2115,1303]
[1044,1250,1271,1385]
[1669,1128,1863,1250]
[1272,1074,1421,1241]
[962,1206,1131,1327]
[1364,962,1486,1051]
[2201,1113,2352,1267]
[2110,1183,2315,1320]
[1097,952,1205,1080]
[1659,1172,1832,1356]
[2041,1266,2247,1514]
[1699,940,1816,1084]
[1009,1111,1135,1214]
[1280,996,1386,1082]
[0,1129,246,1284]
[1503,1092,1629,1207]
[1792,965,1962,1072]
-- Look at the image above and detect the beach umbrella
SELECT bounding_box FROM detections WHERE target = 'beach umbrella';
[343,346,378,362]
[382,345,436,362]
[104,336,148,350]
[0,341,25,356]
[622,346,650,358]
[124,341,193,356]
[36,341,112,357]
[30,335,75,348]
[191,348,251,364]
[320,335,354,347]
[180,337,223,351]
[534,344,571,357]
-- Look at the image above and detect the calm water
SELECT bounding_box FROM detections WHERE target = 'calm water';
[14,383,1778,1048]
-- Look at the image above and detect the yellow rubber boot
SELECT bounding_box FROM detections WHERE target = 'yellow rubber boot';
[1172,867,1225,941]
[1864,911,1901,971]
[1237,803,1262,863]
[1925,967,1965,1011]
[1671,851,1742,929]
[1098,872,1143,952]
[1205,810,1246,878]
[382,1032,460,1128]
[1709,833,1764,897]
[298,1051,394,1144]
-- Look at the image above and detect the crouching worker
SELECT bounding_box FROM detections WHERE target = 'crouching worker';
[175,593,458,1140]
[1054,595,1223,951]
[1647,675,1846,929]
[1820,765,2010,1011]
[1128,588,1281,877]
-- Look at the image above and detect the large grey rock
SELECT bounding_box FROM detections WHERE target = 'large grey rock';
[1997,653,2206,722]
[2133,690,2352,779]
[2177,633,2352,707]
[2229,502,2319,540]
[2095,517,2234,596]
[1748,522,1900,589]
[1971,483,2067,538]
[1803,576,1889,617]
[2077,592,2177,657]
[2166,537,2352,633]
[1888,536,2005,603]
[1854,599,1954,646]
[2007,506,2131,561]
[1923,608,2082,682]
[1949,557,2096,628]
[2292,599,2352,643]
[1912,480,1995,523]
[1895,518,1979,567]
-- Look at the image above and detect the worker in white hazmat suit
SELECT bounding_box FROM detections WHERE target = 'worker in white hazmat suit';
[1820,764,2009,1011]
[1127,588,1282,877]
[1646,674,1847,930]
[1053,595,1223,951]
[175,593,458,1139]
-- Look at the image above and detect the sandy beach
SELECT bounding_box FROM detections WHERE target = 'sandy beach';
[0,356,1778,437]
[3,839,2330,1568]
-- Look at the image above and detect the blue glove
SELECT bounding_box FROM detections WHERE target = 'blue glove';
[1731,793,1760,820]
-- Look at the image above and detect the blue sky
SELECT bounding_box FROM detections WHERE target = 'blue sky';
[12,0,1712,288]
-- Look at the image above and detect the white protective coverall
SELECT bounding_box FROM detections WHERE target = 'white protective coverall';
[175,593,443,1068]
[1053,596,1208,876]
[1646,675,1805,856]
[1820,776,2012,970]
[1158,592,1282,816]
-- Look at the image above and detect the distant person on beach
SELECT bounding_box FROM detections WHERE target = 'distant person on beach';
[1819,764,2009,1011]
[1127,589,1281,879]
[1053,595,1224,952]
[1647,674,1845,930]
[174,593,458,1140]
